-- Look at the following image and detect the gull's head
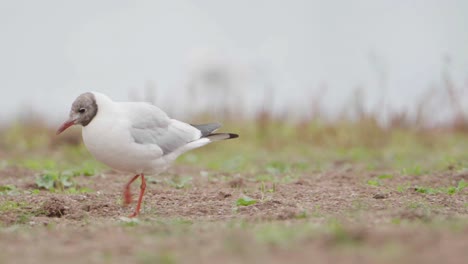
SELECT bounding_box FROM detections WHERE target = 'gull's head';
[56,92,98,135]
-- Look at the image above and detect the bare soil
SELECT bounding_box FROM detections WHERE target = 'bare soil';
[0,165,467,264]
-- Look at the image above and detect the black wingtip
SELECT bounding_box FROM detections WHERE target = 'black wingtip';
[205,133,239,141]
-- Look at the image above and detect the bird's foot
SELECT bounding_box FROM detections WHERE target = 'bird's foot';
[128,211,139,218]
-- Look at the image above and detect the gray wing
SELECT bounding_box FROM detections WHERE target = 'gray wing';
[191,123,221,137]
[127,103,202,155]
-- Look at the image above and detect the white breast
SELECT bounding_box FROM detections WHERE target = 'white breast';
[82,94,165,174]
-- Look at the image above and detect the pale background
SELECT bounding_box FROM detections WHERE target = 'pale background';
[1,0,467,123]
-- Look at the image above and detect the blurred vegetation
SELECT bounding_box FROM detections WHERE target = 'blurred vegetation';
[1,71,467,176]
[0,99,466,177]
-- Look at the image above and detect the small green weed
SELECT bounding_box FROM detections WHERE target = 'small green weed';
[367,173,394,187]
[367,179,380,186]
[16,213,33,224]
[414,180,467,195]
[414,186,437,194]
[255,223,312,246]
[138,251,176,264]
[0,185,20,195]
[165,176,192,189]
[221,155,246,171]
[292,162,309,172]
[22,158,57,171]
[326,219,361,245]
[259,182,276,194]
[311,205,323,217]
[454,179,467,192]
[377,174,393,180]
[65,187,94,194]
[280,174,298,183]
[0,201,33,224]
[36,170,75,191]
[236,196,257,206]
[255,174,274,182]
[396,182,411,193]
[295,211,308,219]
[266,161,290,174]
[401,165,425,176]
[0,201,28,212]
[72,162,97,176]
[119,217,140,227]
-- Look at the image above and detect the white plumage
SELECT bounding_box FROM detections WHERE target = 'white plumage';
[82,92,208,174]
[57,91,238,217]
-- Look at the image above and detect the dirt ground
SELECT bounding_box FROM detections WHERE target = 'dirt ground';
[0,165,467,264]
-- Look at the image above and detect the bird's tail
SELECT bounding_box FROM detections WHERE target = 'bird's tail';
[205,133,239,141]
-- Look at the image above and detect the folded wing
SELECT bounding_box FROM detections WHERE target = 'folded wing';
[127,103,202,155]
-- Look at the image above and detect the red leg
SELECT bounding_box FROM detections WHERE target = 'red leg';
[129,174,146,218]
[124,174,140,206]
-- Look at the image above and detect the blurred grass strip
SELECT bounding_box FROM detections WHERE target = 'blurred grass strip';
[1,112,466,175]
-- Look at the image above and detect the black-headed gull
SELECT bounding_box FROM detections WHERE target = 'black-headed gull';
[56,92,238,217]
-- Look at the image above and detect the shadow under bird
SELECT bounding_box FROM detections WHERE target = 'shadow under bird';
[56,92,238,217]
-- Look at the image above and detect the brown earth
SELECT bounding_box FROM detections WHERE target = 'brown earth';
[0,165,467,264]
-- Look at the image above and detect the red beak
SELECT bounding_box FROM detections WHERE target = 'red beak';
[56,119,76,135]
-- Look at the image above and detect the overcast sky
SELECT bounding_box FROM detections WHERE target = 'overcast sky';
[1,0,467,122]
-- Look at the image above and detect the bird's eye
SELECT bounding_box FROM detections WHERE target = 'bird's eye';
[78,108,86,113]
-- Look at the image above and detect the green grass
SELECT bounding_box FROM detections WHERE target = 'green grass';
[414,180,467,195]
[377,174,394,180]
[366,174,394,187]
[0,185,19,196]
[1,121,466,216]
[367,179,381,187]
[1,120,467,179]
[164,176,192,189]
[0,201,29,212]
[396,182,411,193]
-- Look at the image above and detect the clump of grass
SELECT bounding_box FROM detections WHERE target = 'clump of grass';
[0,201,35,224]
[446,180,467,194]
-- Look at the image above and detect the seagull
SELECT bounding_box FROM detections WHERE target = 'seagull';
[56,92,238,217]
